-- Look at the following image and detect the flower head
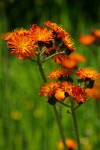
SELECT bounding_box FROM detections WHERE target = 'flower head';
[53,54,77,69]
[7,32,37,59]
[61,56,77,69]
[47,68,73,79]
[39,82,60,96]
[44,20,64,33]
[1,28,29,40]
[69,53,86,63]
[91,29,100,45]
[76,68,100,80]
[86,88,100,100]
[92,29,100,38]
[79,34,95,46]
[44,21,75,52]
[61,33,75,52]
[57,138,77,150]
[60,81,75,96]
[86,79,100,100]
[72,86,87,103]
[29,24,54,45]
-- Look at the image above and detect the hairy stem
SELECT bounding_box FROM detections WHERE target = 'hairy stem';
[42,51,65,63]
[53,105,68,150]
[70,99,81,150]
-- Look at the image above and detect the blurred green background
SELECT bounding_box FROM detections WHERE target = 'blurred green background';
[0,0,100,150]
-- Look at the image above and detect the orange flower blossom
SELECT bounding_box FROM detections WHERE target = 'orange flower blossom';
[60,56,78,69]
[1,28,29,40]
[69,53,86,63]
[53,54,77,69]
[29,24,54,45]
[76,68,100,80]
[92,29,100,38]
[86,88,100,100]
[7,31,37,59]
[60,81,75,96]
[57,138,77,150]
[86,79,100,100]
[72,86,87,103]
[44,21,75,52]
[79,34,95,46]
[39,82,60,97]
[60,82,87,103]
[47,68,73,79]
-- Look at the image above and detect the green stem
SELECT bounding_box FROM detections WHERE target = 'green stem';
[70,99,81,150]
[42,51,65,63]
[56,100,70,108]
[39,47,47,56]
[75,104,82,111]
[53,105,68,150]
[36,54,68,150]
[36,55,47,83]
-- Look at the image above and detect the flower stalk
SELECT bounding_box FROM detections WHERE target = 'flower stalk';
[70,99,81,150]
[42,51,65,63]
[53,105,68,150]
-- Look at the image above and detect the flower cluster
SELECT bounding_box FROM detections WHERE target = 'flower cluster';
[2,21,100,106]
[2,20,100,150]
[2,21,74,60]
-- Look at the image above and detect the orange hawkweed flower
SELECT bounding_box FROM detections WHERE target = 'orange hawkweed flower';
[53,54,77,69]
[86,88,100,100]
[92,29,100,44]
[69,53,86,63]
[1,28,29,40]
[1,32,14,40]
[66,139,77,150]
[60,81,75,96]
[72,86,87,103]
[86,79,100,100]
[39,82,60,96]
[7,32,37,59]
[61,32,75,52]
[76,68,100,80]
[44,20,64,33]
[92,29,100,38]
[29,24,54,44]
[61,56,77,69]
[44,21,75,52]
[93,79,100,88]
[79,34,95,46]
[57,138,77,150]
[47,68,72,79]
